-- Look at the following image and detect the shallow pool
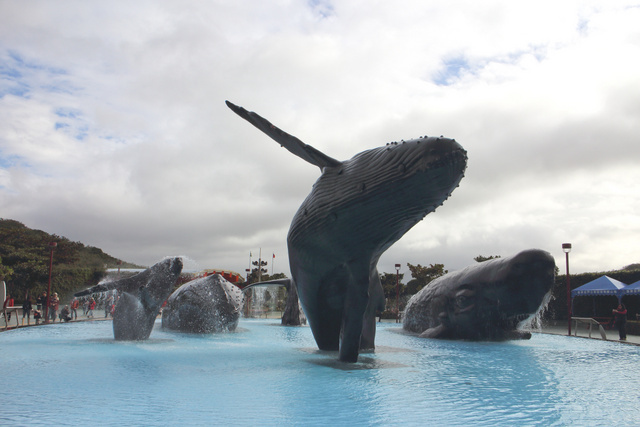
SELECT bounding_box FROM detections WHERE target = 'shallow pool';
[1,319,638,426]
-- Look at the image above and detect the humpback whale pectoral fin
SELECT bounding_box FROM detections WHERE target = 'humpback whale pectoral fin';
[338,264,371,363]
[74,281,119,297]
[225,101,341,170]
[419,324,449,338]
[418,311,451,338]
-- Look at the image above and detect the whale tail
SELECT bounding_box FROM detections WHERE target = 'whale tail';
[74,257,183,297]
[225,101,341,170]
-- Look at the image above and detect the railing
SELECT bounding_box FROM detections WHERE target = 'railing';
[571,317,607,340]
[1,307,22,329]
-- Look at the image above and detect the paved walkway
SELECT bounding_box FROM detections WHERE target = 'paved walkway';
[1,307,112,330]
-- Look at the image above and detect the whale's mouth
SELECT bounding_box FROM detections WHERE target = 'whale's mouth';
[507,312,534,324]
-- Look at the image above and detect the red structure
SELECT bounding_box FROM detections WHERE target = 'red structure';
[198,269,245,287]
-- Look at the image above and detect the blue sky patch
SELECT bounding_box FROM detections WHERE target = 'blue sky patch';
[0,152,24,169]
[433,56,471,86]
[1,50,70,99]
[308,0,334,19]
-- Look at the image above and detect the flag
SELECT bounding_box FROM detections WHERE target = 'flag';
[272,253,275,259]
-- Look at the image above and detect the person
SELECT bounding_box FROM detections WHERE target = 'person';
[3,294,15,321]
[37,292,47,318]
[33,309,42,325]
[105,294,113,318]
[70,298,79,320]
[613,303,627,341]
[22,296,33,325]
[49,292,59,323]
[87,298,96,319]
[59,305,71,322]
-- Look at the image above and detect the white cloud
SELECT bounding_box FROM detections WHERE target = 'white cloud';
[1,0,639,279]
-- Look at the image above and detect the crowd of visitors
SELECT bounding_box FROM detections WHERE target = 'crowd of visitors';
[2,289,119,328]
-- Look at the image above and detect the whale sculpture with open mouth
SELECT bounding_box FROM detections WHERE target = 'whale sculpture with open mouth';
[403,249,556,340]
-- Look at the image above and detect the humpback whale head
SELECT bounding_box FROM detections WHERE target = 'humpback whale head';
[404,249,556,340]
[307,137,467,247]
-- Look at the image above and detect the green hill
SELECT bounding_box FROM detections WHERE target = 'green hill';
[0,218,142,303]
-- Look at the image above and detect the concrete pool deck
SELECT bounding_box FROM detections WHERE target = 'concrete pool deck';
[533,321,640,346]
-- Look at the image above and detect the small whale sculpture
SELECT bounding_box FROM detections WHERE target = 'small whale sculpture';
[162,274,244,333]
[403,249,556,340]
[75,257,183,340]
[227,101,467,362]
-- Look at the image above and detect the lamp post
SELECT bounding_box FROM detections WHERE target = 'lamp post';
[244,269,251,317]
[562,243,572,336]
[395,263,401,323]
[45,242,57,324]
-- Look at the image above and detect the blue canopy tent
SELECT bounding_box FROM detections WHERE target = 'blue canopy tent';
[621,280,640,296]
[571,275,627,304]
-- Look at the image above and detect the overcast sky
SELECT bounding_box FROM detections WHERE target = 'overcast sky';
[1,1,639,279]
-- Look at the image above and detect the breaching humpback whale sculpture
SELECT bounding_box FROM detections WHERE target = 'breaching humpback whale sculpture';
[162,274,244,333]
[227,101,467,362]
[75,257,183,340]
[403,249,556,340]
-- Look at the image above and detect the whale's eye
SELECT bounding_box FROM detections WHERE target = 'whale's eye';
[456,295,467,307]
[455,288,475,310]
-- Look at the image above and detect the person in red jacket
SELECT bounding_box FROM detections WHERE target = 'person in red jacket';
[613,303,627,341]
[70,298,79,320]
[87,298,96,318]
[4,294,15,321]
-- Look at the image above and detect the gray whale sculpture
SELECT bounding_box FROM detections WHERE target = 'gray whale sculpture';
[75,257,183,340]
[161,274,244,333]
[227,101,467,362]
[403,249,556,340]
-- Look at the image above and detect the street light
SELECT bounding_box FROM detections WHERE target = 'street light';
[562,243,572,336]
[395,263,401,323]
[45,242,57,324]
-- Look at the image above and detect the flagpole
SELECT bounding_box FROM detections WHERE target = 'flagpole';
[272,253,274,275]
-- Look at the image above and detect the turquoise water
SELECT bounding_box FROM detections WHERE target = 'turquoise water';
[1,319,638,426]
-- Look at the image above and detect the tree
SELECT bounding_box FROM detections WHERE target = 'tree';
[0,256,14,281]
[405,263,448,294]
[474,255,501,263]
[379,271,405,299]
[0,219,133,302]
